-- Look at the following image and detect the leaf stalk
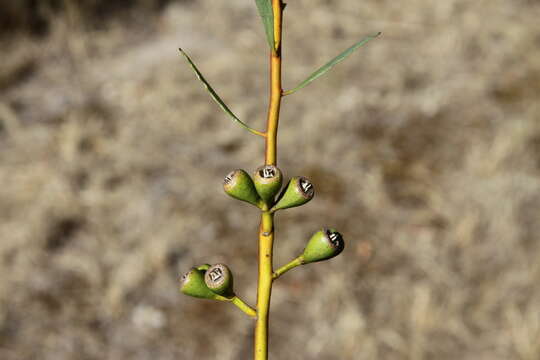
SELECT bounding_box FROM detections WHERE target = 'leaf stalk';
[178,48,266,137]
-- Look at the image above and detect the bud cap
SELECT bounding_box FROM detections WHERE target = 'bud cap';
[204,263,234,297]
[253,165,283,206]
[302,228,344,263]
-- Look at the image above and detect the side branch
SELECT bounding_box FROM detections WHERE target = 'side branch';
[272,256,304,280]
[230,296,257,318]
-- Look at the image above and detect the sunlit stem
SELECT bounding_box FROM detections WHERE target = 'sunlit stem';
[230,296,257,318]
[255,1,283,359]
[272,256,305,280]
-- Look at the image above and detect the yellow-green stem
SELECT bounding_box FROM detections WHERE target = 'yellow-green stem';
[255,212,274,360]
[264,0,283,166]
[231,296,257,318]
[272,256,304,280]
[256,2,283,358]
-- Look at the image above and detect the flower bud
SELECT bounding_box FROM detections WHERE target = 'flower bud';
[196,264,211,271]
[271,176,314,212]
[180,267,219,299]
[302,228,344,263]
[223,169,261,207]
[253,165,283,206]
[204,263,234,297]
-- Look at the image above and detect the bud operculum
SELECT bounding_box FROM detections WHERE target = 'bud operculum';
[204,263,234,297]
[223,169,262,208]
[302,228,344,263]
[180,267,220,300]
[253,165,283,206]
[271,176,314,212]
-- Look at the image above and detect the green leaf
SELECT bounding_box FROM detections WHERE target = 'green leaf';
[179,48,264,136]
[254,0,275,50]
[283,32,381,96]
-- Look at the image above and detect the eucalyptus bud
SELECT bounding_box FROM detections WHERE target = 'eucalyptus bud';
[302,228,344,263]
[253,165,283,206]
[271,176,314,212]
[223,169,261,207]
[204,263,234,297]
[180,267,219,300]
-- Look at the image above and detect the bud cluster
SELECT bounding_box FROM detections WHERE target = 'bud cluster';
[222,165,315,212]
[180,165,345,304]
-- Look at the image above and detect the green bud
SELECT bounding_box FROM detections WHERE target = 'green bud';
[180,267,219,299]
[271,176,314,212]
[302,228,344,263]
[204,263,234,297]
[223,169,261,207]
[253,165,283,206]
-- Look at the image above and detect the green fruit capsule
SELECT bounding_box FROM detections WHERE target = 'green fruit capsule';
[271,176,314,212]
[180,267,219,299]
[253,165,283,206]
[302,228,345,263]
[204,263,234,297]
[223,169,261,207]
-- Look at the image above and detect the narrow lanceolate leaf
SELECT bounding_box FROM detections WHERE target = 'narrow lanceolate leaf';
[254,0,275,50]
[179,48,265,136]
[283,32,381,96]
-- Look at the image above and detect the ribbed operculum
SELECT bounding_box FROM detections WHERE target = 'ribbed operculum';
[204,263,234,297]
[223,169,262,207]
[302,228,344,263]
[253,165,283,206]
[271,176,314,212]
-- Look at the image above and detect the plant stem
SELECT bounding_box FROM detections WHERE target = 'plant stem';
[272,256,304,280]
[255,2,283,358]
[255,211,274,360]
[231,296,257,318]
[264,0,283,166]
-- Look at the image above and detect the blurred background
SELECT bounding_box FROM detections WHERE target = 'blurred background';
[1,0,539,359]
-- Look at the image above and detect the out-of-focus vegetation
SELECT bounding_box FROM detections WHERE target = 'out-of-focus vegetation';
[0,0,173,35]
[1,1,539,359]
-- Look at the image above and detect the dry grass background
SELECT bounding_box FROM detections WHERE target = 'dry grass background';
[1,0,540,359]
